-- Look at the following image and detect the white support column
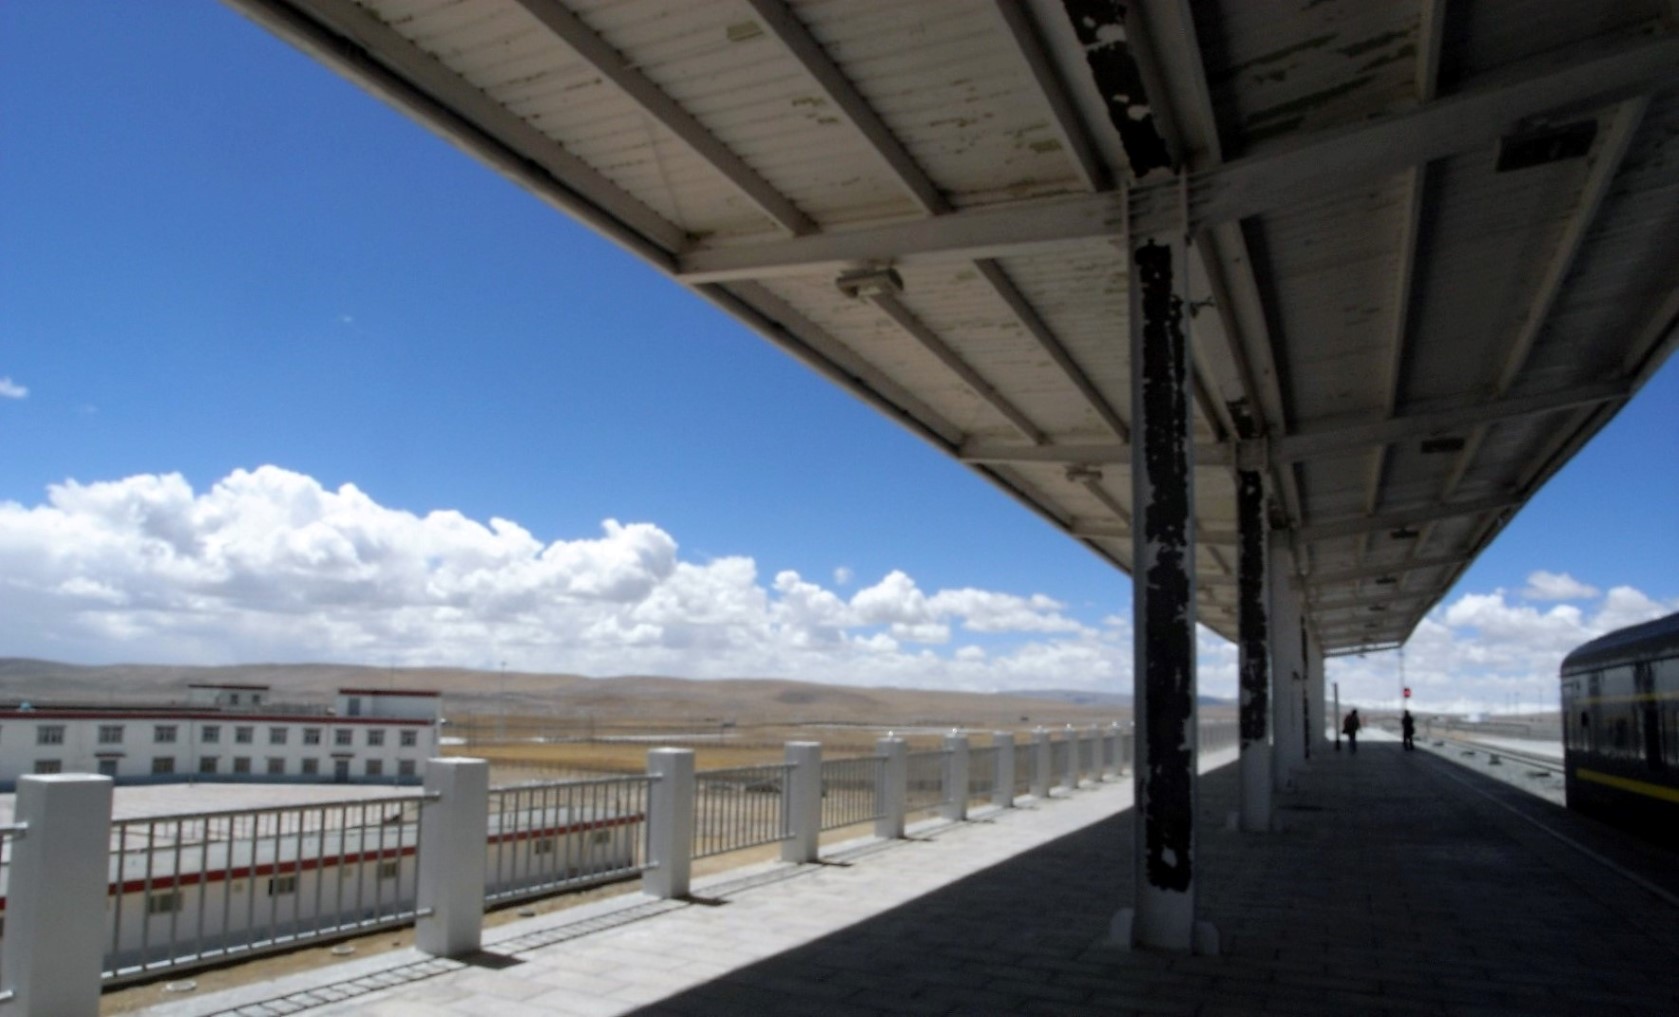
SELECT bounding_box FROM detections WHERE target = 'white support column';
[942,731,970,821]
[1237,467,1274,833]
[875,737,907,839]
[1269,534,1304,792]
[644,748,695,899]
[993,732,1015,808]
[781,741,822,863]
[1114,203,1215,956]
[1305,631,1328,754]
[1031,728,1052,798]
[2,774,113,1017]
[416,757,489,958]
[1061,725,1078,791]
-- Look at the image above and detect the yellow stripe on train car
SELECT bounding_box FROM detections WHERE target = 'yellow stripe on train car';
[1576,767,1679,805]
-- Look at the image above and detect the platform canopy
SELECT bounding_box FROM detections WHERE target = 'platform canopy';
[229,0,1679,655]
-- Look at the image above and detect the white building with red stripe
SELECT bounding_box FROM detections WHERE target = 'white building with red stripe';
[0,685,441,788]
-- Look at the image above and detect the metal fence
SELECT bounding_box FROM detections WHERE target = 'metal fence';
[1013,742,1035,796]
[904,749,950,815]
[103,793,432,985]
[1078,735,1096,777]
[967,746,997,805]
[485,775,652,905]
[1050,738,1071,780]
[691,763,794,859]
[819,756,885,832]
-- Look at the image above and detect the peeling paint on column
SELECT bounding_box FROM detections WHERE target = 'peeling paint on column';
[1237,469,1269,747]
[1134,239,1193,894]
[1060,0,1173,177]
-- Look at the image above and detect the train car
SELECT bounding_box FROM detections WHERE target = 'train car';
[1559,611,1679,845]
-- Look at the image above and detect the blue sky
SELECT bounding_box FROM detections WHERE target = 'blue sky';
[2,2,1675,711]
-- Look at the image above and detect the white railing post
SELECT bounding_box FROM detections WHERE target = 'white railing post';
[2,774,112,1017]
[644,748,695,899]
[782,741,822,864]
[942,731,970,821]
[875,737,907,839]
[416,757,489,958]
[1062,725,1078,790]
[1031,727,1051,798]
[993,731,1015,808]
[1086,725,1101,782]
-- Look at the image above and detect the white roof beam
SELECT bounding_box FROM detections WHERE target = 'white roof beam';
[1184,32,1679,229]
[746,2,1131,444]
[1295,495,1520,543]
[1273,381,1628,464]
[1297,554,1470,589]
[958,440,1231,467]
[511,0,816,236]
[990,0,1110,191]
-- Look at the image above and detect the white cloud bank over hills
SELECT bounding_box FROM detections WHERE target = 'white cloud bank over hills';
[0,467,1116,691]
[1,467,1671,709]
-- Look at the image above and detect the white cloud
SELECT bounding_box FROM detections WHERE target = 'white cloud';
[5,467,1671,710]
[1521,570,1599,601]
[1329,583,1677,713]
[833,566,853,586]
[0,467,1132,692]
[0,377,27,399]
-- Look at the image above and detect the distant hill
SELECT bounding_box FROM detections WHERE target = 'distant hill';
[0,658,1136,730]
[1003,688,1233,709]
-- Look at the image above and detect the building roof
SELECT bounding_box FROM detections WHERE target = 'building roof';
[226,0,1679,654]
[338,688,442,697]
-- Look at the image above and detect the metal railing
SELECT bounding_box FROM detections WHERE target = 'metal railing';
[819,756,885,832]
[691,763,794,859]
[1078,736,1096,777]
[485,775,652,905]
[1013,742,1034,796]
[0,821,23,998]
[967,746,997,805]
[103,793,431,985]
[904,749,951,815]
[1050,738,1071,779]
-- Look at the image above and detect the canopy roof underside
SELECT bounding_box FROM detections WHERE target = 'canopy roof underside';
[229,0,1679,655]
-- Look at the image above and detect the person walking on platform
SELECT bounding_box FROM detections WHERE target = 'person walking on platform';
[1342,709,1362,754]
[1401,710,1416,751]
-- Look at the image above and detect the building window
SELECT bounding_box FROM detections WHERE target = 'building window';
[377,860,400,880]
[235,726,254,744]
[97,758,119,777]
[399,729,417,748]
[335,729,353,746]
[267,757,285,775]
[303,728,321,745]
[33,760,62,774]
[398,759,416,777]
[200,756,219,774]
[269,727,288,745]
[147,892,182,915]
[367,729,386,748]
[37,725,65,746]
[267,874,298,896]
[366,759,384,777]
[152,756,175,774]
[233,757,252,774]
[202,725,221,744]
[533,837,556,855]
[592,829,612,845]
[98,725,125,744]
[301,758,319,776]
[154,725,178,744]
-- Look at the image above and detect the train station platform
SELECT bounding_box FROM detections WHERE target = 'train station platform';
[145,737,1679,1017]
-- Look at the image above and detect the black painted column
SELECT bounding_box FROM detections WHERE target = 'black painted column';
[1123,229,1203,952]
[1237,466,1273,831]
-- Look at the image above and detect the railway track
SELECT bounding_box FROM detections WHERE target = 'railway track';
[1430,733,1562,775]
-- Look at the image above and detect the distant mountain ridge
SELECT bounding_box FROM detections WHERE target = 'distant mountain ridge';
[1004,688,1233,708]
[0,658,1180,730]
